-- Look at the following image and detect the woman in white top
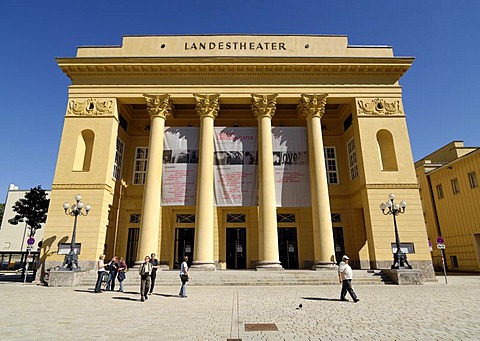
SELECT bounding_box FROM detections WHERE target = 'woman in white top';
[179,256,189,297]
[94,255,106,293]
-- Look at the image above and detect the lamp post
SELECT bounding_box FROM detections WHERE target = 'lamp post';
[62,194,91,270]
[380,193,412,269]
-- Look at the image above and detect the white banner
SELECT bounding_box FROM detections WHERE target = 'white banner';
[214,127,258,206]
[272,127,311,207]
[162,127,199,206]
[161,126,310,207]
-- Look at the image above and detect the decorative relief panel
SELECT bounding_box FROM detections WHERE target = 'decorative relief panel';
[67,98,115,116]
[356,98,403,116]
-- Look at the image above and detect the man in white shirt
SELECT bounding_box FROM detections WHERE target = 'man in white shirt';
[338,255,359,302]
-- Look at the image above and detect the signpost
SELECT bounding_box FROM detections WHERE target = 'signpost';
[436,236,447,284]
[24,238,35,284]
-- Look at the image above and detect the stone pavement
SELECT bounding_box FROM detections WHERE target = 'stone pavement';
[1,275,479,340]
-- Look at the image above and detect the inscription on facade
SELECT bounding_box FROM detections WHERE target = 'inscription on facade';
[184,41,286,51]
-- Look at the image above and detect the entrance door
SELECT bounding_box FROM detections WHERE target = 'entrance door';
[226,228,247,269]
[333,227,345,265]
[277,228,299,269]
[126,228,139,268]
[174,228,195,268]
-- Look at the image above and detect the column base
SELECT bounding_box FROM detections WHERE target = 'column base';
[190,261,216,271]
[312,261,338,270]
[256,261,283,271]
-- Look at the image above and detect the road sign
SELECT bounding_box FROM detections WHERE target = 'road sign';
[436,236,445,244]
[437,244,445,249]
[27,237,35,245]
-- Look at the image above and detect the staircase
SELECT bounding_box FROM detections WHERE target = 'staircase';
[78,269,388,287]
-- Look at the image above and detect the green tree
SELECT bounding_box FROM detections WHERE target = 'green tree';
[8,186,50,237]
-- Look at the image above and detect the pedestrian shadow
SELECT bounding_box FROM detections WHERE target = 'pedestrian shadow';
[74,289,98,294]
[302,297,345,302]
[154,293,179,298]
[112,296,139,302]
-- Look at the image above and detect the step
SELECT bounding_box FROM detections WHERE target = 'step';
[77,269,385,286]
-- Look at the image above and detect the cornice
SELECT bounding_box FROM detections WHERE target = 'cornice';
[52,183,115,195]
[57,58,412,82]
[365,184,420,190]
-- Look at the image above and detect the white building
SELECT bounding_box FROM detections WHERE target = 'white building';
[0,184,50,252]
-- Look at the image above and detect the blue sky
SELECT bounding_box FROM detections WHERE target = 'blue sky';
[1,0,479,195]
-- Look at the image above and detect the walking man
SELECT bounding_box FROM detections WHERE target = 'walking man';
[139,255,153,302]
[149,253,160,295]
[338,255,359,302]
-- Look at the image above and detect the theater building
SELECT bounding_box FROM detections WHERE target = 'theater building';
[41,35,434,278]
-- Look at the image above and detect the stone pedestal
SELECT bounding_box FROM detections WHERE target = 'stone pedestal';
[48,269,88,287]
[382,269,423,285]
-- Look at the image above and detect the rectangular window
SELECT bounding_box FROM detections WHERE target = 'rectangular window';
[331,213,342,223]
[129,214,141,224]
[450,255,459,269]
[451,178,460,194]
[176,214,195,223]
[324,147,339,184]
[468,171,478,188]
[112,138,125,180]
[226,214,246,223]
[276,213,296,223]
[347,138,358,180]
[133,147,148,185]
[436,184,444,199]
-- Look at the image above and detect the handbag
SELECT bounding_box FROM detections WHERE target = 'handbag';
[180,274,189,282]
[118,271,126,282]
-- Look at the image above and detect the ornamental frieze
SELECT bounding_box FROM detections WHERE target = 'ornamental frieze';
[356,98,403,116]
[67,98,115,116]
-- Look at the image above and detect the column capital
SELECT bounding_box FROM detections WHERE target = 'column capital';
[251,94,278,119]
[143,94,174,120]
[194,93,220,119]
[298,93,328,120]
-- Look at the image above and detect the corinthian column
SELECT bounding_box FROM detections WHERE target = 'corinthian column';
[298,94,336,269]
[137,94,173,265]
[191,93,220,270]
[252,94,282,270]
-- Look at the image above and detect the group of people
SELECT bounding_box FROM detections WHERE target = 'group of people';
[94,253,190,301]
[138,254,189,301]
[94,255,128,293]
[95,253,357,303]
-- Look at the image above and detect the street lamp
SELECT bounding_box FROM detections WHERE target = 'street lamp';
[62,194,91,270]
[380,193,412,269]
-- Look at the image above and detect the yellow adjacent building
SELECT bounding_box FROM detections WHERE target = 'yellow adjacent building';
[416,141,480,272]
[40,34,435,279]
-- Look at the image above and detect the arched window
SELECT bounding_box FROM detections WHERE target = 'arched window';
[73,129,95,171]
[376,129,398,171]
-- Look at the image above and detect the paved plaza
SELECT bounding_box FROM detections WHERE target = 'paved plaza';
[1,274,479,340]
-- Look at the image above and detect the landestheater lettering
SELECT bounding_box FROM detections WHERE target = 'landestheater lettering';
[184,41,286,51]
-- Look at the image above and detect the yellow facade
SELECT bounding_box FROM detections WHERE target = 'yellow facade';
[40,35,434,279]
[415,141,480,272]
